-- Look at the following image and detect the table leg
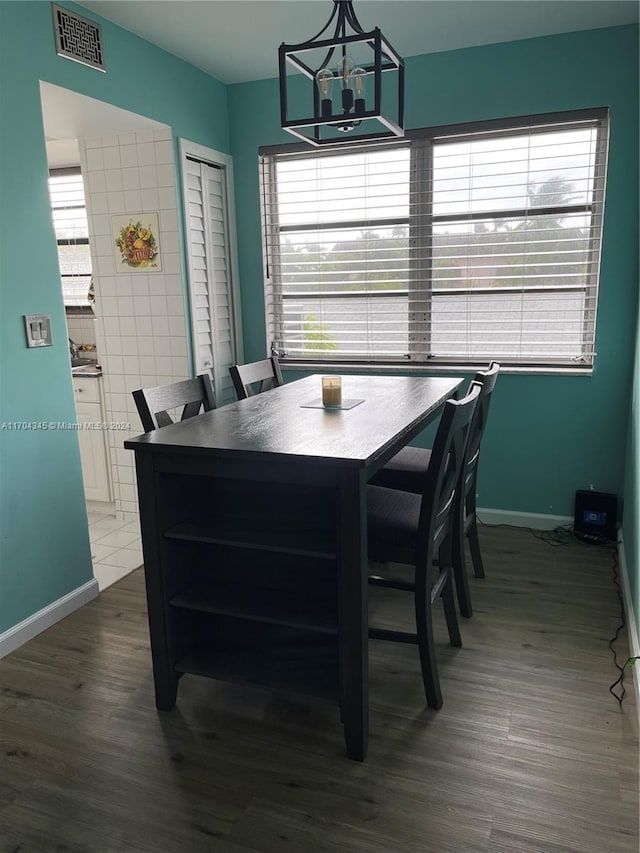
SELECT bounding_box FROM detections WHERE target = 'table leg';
[135,454,179,711]
[337,469,368,761]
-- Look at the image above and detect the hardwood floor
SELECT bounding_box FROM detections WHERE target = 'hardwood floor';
[1,525,638,852]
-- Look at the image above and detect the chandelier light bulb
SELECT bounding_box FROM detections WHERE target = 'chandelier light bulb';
[337,55,355,89]
[316,67,333,96]
[316,67,334,118]
[337,55,355,114]
[352,67,367,113]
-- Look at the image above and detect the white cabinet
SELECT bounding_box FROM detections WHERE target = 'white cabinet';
[73,376,111,503]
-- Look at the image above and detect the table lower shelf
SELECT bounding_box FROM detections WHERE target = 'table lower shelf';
[170,580,338,636]
[174,636,339,705]
[164,517,336,560]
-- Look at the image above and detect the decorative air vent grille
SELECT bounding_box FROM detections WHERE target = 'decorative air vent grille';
[52,4,105,72]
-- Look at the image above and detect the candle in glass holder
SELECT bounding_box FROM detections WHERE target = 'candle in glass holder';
[322,376,342,407]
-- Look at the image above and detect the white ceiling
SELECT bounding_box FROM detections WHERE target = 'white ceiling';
[78,0,638,85]
[41,81,170,166]
[41,81,169,140]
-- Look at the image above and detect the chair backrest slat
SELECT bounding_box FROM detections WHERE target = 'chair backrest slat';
[230,357,283,400]
[132,375,216,432]
[418,383,481,554]
[462,361,500,496]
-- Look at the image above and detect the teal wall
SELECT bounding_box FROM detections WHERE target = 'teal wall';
[1,5,638,643]
[0,2,229,634]
[228,25,640,519]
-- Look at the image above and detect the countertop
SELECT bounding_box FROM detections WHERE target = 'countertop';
[72,363,102,378]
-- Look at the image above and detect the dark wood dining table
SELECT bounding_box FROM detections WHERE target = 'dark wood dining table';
[125,373,463,760]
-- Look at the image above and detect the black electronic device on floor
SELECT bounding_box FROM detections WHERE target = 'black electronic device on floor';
[574,490,617,544]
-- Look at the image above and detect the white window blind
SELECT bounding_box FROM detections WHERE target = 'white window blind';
[48,169,92,307]
[184,157,237,405]
[260,109,609,369]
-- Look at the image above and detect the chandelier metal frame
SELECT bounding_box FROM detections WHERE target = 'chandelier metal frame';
[278,0,404,146]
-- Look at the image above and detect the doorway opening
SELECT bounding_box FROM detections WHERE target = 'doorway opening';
[40,81,175,590]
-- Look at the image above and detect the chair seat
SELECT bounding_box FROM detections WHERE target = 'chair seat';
[367,484,422,559]
[370,446,432,493]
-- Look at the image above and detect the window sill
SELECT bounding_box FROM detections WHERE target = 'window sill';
[280,361,593,378]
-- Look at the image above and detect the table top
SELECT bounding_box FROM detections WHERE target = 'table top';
[125,374,463,468]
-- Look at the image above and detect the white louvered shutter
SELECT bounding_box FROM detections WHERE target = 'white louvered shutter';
[185,159,236,405]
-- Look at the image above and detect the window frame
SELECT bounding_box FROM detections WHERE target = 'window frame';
[259,107,610,373]
[48,166,93,310]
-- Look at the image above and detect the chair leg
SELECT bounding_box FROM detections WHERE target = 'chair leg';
[465,489,485,579]
[467,515,485,579]
[441,568,462,648]
[414,574,442,709]
[452,514,473,618]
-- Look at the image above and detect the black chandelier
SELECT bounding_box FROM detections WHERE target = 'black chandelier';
[279,0,404,146]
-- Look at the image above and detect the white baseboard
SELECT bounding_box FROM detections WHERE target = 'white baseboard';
[616,532,640,721]
[0,578,99,659]
[477,507,573,531]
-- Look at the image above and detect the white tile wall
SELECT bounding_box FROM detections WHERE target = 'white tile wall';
[67,316,97,347]
[79,127,188,518]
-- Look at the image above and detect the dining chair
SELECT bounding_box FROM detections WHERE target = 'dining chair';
[370,362,500,617]
[367,382,481,710]
[132,374,216,432]
[229,356,283,400]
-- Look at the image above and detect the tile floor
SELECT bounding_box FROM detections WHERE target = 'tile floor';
[86,501,142,591]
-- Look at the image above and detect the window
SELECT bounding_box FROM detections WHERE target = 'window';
[260,109,609,369]
[48,168,92,307]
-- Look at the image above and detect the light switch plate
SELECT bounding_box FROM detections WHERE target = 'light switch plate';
[24,314,53,348]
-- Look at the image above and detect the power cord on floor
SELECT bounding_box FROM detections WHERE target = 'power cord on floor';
[478,517,615,549]
[607,546,640,705]
[478,517,638,705]
[531,523,577,547]
[476,516,565,543]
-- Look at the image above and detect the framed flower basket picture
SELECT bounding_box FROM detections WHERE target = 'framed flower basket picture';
[112,213,162,273]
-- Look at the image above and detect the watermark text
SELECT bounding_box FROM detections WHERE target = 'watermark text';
[1,421,131,431]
